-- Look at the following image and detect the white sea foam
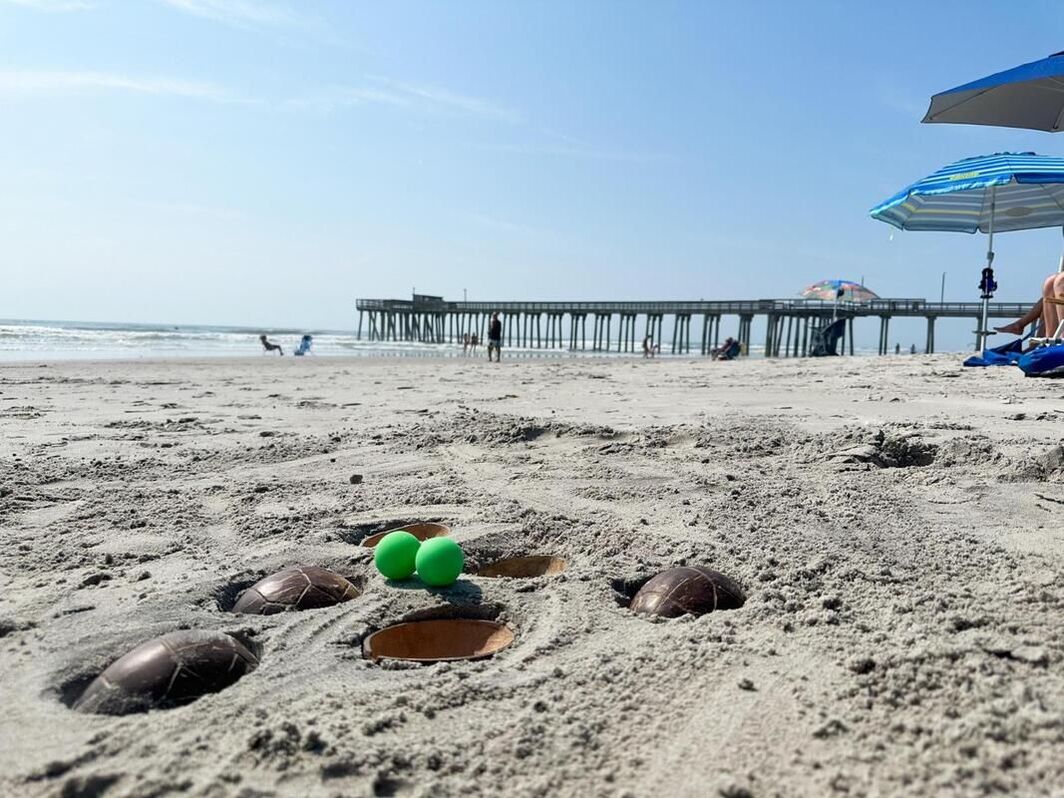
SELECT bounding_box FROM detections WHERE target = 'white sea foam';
[0,319,884,361]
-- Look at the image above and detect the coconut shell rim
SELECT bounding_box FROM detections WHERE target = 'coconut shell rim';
[362,618,514,663]
[361,522,451,549]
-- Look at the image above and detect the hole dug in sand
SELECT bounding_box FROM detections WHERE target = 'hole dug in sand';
[476,555,567,579]
[70,630,261,715]
[361,522,450,549]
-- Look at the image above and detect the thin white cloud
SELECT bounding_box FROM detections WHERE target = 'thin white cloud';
[383,79,521,124]
[160,0,303,29]
[294,77,520,123]
[0,70,244,103]
[1,0,95,10]
[484,141,665,164]
[147,201,249,222]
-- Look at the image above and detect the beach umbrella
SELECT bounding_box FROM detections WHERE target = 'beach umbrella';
[923,51,1064,132]
[800,280,879,321]
[800,279,879,302]
[870,151,1064,350]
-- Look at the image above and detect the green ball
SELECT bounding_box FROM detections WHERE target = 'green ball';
[374,530,421,580]
[415,537,465,587]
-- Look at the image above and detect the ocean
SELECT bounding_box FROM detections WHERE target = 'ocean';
[0,319,894,361]
[0,319,675,361]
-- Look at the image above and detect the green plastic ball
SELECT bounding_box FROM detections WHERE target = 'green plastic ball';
[374,531,421,580]
[415,537,465,587]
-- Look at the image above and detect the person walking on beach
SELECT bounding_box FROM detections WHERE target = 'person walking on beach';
[470,333,479,354]
[487,313,502,362]
[642,335,654,358]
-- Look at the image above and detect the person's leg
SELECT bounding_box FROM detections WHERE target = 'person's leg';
[996,296,1044,335]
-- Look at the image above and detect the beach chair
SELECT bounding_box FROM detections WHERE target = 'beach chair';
[718,339,741,360]
[294,335,313,356]
[808,318,846,357]
[1028,302,1064,348]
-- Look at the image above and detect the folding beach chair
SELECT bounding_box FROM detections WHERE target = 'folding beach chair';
[809,318,846,357]
[1028,297,1064,348]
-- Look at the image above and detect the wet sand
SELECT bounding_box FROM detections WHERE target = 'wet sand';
[2,354,1063,797]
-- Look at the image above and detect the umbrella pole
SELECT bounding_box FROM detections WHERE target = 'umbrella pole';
[978,188,997,351]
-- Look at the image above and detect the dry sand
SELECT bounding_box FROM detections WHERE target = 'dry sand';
[2,354,1063,798]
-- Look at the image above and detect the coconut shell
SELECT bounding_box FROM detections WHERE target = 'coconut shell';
[630,566,745,618]
[232,565,360,615]
[73,630,259,715]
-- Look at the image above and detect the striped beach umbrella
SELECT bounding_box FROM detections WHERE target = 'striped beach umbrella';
[870,152,1064,350]
[800,279,879,302]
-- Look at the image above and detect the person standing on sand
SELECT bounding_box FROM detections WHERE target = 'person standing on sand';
[487,313,502,362]
[642,335,654,358]
[470,333,479,354]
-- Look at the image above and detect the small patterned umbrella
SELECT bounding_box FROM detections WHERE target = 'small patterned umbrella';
[800,279,879,302]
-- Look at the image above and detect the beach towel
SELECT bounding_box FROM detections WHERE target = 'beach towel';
[962,336,1026,368]
[1018,343,1064,377]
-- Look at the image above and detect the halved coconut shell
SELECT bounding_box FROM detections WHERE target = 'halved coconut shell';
[361,522,450,549]
[231,565,360,615]
[73,631,259,715]
[630,566,745,618]
[363,618,514,663]
[476,556,567,579]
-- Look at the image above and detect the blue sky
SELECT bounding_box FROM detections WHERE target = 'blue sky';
[3,0,1064,349]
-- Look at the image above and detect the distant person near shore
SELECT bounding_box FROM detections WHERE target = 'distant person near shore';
[487,313,502,362]
[259,335,283,356]
[642,335,655,358]
[462,334,470,355]
[470,333,479,354]
[712,337,740,361]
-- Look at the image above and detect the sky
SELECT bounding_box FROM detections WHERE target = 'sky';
[3,0,1064,349]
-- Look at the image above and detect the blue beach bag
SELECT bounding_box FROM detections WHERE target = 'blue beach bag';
[963,336,1027,368]
[1018,344,1064,377]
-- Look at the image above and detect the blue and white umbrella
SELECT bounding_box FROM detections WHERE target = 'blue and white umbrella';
[870,152,1064,349]
[924,51,1064,132]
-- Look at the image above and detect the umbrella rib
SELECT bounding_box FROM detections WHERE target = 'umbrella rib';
[1036,182,1064,215]
[928,86,998,120]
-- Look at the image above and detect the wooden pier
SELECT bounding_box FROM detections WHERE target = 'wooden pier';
[355,294,1033,356]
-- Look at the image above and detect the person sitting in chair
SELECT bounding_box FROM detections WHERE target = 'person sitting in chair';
[260,334,284,356]
[995,272,1064,341]
[711,337,740,361]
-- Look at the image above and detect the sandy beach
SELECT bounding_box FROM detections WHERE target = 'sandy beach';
[2,354,1063,797]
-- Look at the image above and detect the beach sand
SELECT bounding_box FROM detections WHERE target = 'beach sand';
[2,354,1063,797]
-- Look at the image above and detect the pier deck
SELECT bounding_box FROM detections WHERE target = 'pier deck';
[355,295,1032,355]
